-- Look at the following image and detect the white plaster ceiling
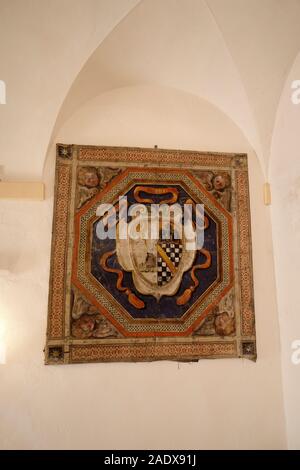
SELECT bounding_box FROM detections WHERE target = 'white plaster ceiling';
[207,0,300,169]
[1,0,300,179]
[0,0,140,179]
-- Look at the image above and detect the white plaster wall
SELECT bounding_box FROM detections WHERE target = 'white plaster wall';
[270,53,300,449]
[0,86,286,449]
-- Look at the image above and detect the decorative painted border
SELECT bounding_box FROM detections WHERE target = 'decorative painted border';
[70,341,237,363]
[47,163,72,339]
[73,169,233,335]
[78,145,235,167]
[236,170,256,338]
[45,144,256,364]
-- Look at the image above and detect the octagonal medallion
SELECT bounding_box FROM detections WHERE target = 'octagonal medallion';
[72,167,233,337]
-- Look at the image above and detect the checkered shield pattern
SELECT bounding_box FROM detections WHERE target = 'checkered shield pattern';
[157,241,183,286]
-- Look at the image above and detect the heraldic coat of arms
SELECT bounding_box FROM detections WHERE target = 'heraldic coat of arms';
[46,145,256,364]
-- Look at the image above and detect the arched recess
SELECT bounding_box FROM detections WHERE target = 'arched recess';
[45,84,263,189]
[41,83,286,450]
[269,51,300,449]
[44,0,264,180]
[0,73,287,448]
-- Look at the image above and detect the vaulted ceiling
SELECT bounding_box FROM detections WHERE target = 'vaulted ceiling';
[1,0,300,179]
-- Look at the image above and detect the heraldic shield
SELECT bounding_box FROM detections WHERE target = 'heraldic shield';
[116,205,197,301]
